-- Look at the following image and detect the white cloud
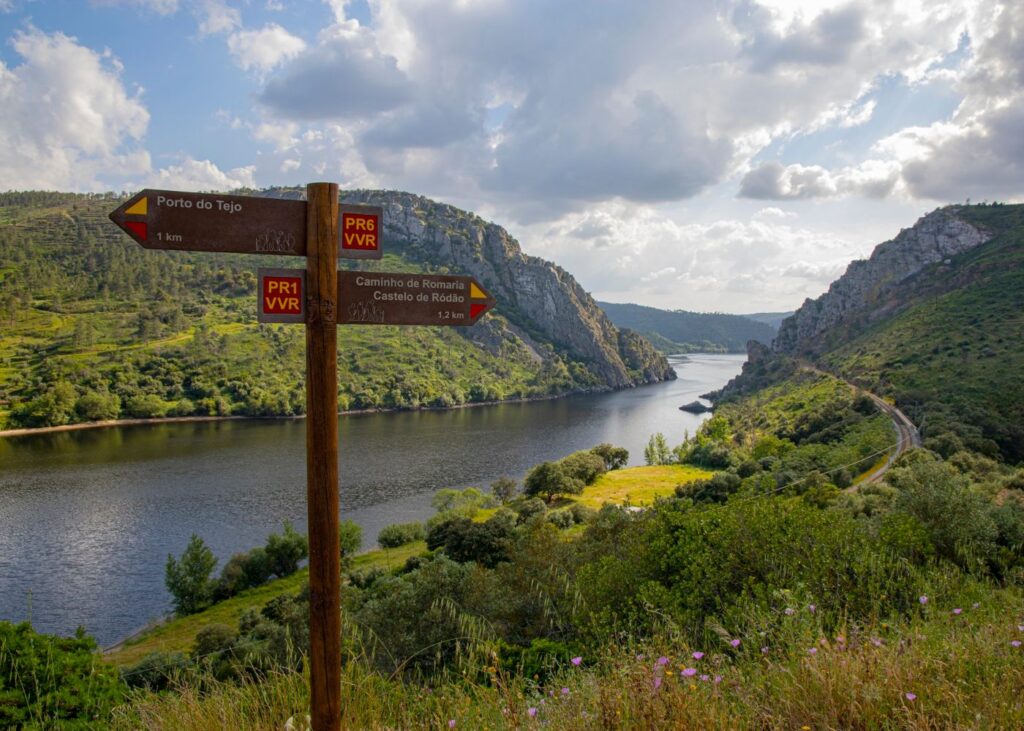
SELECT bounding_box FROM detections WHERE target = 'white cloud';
[739,159,899,200]
[148,158,255,190]
[91,0,180,13]
[518,201,860,312]
[194,0,240,36]
[227,23,306,72]
[0,29,149,190]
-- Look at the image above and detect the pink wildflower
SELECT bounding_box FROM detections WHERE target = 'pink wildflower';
[653,677,662,691]
[730,639,741,648]
[1012,640,1022,648]
[528,707,538,718]
[808,648,818,655]
[700,674,710,682]
[692,651,704,660]
[808,604,816,613]
[919,595,928,605]
[905,692,917,701]
[561,687,570,696]
[657,656,669,666]
[784,607,795,616]
[448,721,456,729]
[761,646,769,654]
[713,675,723,684]
[682,668,697,677]
[953,608,962,615]
[571,656,582,666]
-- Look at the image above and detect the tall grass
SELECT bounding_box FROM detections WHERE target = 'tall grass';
[113,584,1024,730]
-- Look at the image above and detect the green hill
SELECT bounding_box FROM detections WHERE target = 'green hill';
[0,191,672,430]
[598,300,776,353]
[761,203,1024,463]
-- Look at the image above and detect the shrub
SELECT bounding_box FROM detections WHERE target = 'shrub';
[378,521,426,549]
[165,533,217,615]
[265,522,309,577]
[514,497,548,523]
[121,650,190,691]
[560,450,607,485]
[74,390,121,421]
[523,461,583,502]
[339,519,363,568]
[569,502,597,524]
[490,476,518,504]
[591,443,629,470]
[0,623,126,727]
[547,509,574,529]
[426,516,514,568]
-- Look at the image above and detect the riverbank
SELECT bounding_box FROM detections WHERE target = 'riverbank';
[0,391,584,439]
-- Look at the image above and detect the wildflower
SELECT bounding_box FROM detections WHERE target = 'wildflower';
[919,595,928,605]
[636,654,644,661]
[653,677,662,691]
[905,692,917,701]
[784,607,795,616]
[835,635,845,644]
[808,604,816,613]
[657,656,669,666]
[953,608,962,615]
[700,674,710,682]
[561,687,570,696]
[761,646,769,654]
[692,651,704,660]
[972,602,980,609]
[802,726,811,730]
[1012,640,1022,648]
[689,684,697,690]
[714,675,723,684]
[1018,625,1024,632]
[571,656,582,666]
[682,668,697,677]
[449,722,456,729]
[528,707,538,718]
[870,638,883,647]
[730,639,741,648]
[808,648,818,655]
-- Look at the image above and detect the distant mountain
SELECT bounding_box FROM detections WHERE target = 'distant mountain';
[742,311,792,330]
[724,203,1024,462]
[0,190,672,430]
[598,301,776,353]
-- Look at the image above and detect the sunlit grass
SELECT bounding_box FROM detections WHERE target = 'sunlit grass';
[571,465,713,509]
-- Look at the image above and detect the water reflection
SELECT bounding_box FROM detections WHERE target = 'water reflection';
[0,354,743,644]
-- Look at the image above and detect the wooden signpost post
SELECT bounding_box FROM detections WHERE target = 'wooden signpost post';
[109,185,494,731]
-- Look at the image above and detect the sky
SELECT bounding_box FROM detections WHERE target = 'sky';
[0,0,1021,314]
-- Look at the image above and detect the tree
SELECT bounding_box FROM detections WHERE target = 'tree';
[377,521,425,549]
[165,533,217,615]
[591,443,629,470]
[490,476,518,504]
[339,519,363,568]
[523,461,583,502]
[644,433,671,465]
[265,522,308,577]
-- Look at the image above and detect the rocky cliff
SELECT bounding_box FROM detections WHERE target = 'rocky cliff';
[773,207,992,356]
[333,189,675,389]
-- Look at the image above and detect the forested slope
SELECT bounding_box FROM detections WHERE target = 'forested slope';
[0,191,671,429]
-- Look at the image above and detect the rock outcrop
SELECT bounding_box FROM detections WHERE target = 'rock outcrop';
[331,189,675,389]
[774,207,992,356]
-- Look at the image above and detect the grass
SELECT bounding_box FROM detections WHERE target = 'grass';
[105,542,427,667]
[571,465,713,509]
[111,583,1024,729]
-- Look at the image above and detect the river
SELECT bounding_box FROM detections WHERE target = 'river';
[0,353,743,646]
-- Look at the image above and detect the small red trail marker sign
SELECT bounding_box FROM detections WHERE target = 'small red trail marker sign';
[339,203,383,259]
[337,271,495,326]
[258,268,306,323]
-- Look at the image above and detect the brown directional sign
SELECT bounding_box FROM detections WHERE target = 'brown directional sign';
[109,190,389,259]
[337,271,495,326]
[109,189,308,256]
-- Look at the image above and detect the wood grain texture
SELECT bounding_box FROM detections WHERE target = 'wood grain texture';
[304,182,341,731]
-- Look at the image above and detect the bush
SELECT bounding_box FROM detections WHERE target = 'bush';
[378,521,426,549]
[431,487,493,517]
[490,476,518,504]
[338,519,363,568]
[125,393,168,418]
[560,450,607,485]
[0,622,126,727]
[165,533,217,615]
[547,509,574,529]
[121,650,190,691]
[676,471,741,503]
[426,516,515,568]
[74,390,121,421]
[569,502,597,524]
[523,461,583,502]
[514,497,548,523]
[886,457,1000,573]
[591,443,629,470]
[265,522,308,577]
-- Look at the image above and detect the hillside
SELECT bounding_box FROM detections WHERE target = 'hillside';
[598,301,776,353]
[740,203,1024,462]
[0,191,672,430]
